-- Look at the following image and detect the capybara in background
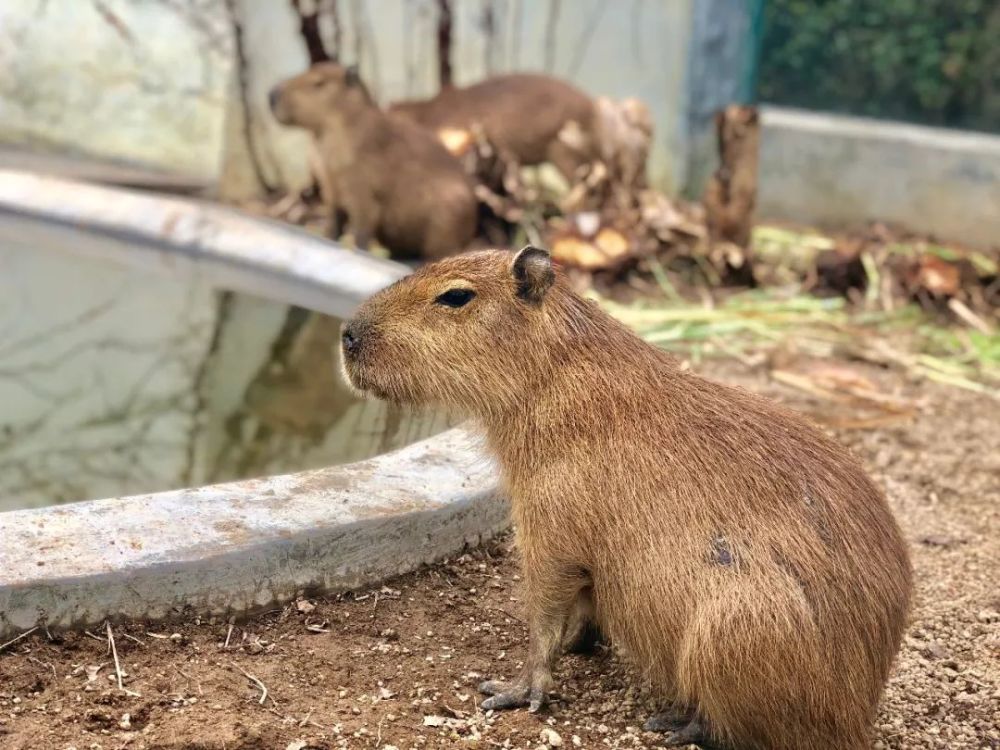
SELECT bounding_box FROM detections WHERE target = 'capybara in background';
[339,247,913,749]
[269,63,477,261]
[389,73,599,180]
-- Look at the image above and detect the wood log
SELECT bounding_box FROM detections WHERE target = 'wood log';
[702,105,760,286]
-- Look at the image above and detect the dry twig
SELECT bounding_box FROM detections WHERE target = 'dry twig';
[229,660,273,706]
[121,632,146,648]
[106,622,124,691]
[27,655,57,678]
[0,626,38,653]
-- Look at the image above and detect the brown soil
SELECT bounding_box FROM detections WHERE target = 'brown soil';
[1,360,997,750]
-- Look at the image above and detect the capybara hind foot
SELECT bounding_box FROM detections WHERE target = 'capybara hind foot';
[479,677,548,712]
[646,715,722,750]
[643,705,693,733]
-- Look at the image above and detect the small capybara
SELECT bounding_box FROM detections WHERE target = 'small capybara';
[339,248,912,750]
[269,63,477,260]
[389,73,599,180]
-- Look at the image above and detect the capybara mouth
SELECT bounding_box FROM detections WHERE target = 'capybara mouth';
[339,350,370,395]
[339,349,391,402]
[268,88,292,125]
[270,104,291,125]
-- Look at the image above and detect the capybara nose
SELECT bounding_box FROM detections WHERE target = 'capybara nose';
[268,86,281,112]
[341,321,362,356]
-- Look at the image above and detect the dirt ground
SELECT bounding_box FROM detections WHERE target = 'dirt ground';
[1,359,997,750]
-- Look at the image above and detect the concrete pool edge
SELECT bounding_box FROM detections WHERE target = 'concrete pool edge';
[0,169,407,320]
[0,428,505,638]
[0,171,505,639]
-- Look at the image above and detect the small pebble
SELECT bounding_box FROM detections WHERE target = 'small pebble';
[540,727,563,746]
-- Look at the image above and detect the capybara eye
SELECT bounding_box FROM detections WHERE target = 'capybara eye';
[435,288,476,308]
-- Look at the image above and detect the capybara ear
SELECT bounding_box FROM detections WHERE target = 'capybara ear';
[345,64,361,87]
[512,245,554,304]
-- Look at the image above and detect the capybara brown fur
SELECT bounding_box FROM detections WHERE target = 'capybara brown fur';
[389,73,599,180]
[339,248,913,750]
[269,63,477,260]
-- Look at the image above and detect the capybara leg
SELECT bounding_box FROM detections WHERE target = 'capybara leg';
[479,613,560,712]
[678,588,874,750]
[480,561,585,713]
[562,586,607,655]
[479,607,563,712]
[546,137,590,183]
[328,207,347,241]
[340,191,379,251]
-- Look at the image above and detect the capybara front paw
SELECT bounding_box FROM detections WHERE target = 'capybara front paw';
[478,679,547,712]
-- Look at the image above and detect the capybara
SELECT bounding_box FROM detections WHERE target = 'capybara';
[269,63,477,260]
[389,73,599,180]
[339,247,912,749]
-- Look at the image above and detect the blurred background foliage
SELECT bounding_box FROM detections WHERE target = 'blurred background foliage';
[758,0,1000,133]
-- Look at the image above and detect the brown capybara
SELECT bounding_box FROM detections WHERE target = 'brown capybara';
[389,73,599,180]
[269,63,477,261]
[339,247,912,750]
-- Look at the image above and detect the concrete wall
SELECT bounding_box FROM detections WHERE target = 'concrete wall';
[759,107,1000,249]
[0,0,699,197]
[225,0,698,197]
[0,1,233,181]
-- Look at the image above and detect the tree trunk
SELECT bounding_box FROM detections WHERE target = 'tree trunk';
[291,0,332,64]
[436,0,453,89]
[702,105,760,286]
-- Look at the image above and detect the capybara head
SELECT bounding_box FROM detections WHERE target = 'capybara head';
[269,62,371,130]
[340,247,594,415]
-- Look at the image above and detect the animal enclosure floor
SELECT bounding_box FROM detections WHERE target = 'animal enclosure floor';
[1,361,997,750]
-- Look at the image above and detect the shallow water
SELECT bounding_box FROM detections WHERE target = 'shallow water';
[0,241,448,511]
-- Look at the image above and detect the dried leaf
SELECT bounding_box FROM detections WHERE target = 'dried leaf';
[595,227,630,258]
[551,228,631,271]
[920,534,965,549]
[910,255,960,297]
[437,127,473,157]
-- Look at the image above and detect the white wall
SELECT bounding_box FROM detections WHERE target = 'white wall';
[348,0,695,192]
[0,0,232,181]
[759,107,1000,250]
[0,0,697,196]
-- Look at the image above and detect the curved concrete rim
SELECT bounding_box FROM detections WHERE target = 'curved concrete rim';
[0,169,406,319]
[0,170,503,640]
